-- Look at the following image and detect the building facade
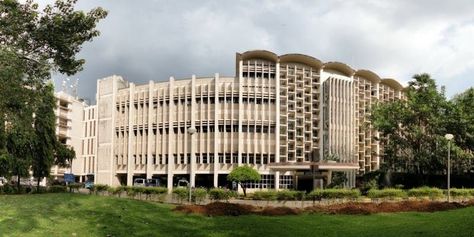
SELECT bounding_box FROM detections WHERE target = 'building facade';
[52,92,97,183]
[85,50,404,191]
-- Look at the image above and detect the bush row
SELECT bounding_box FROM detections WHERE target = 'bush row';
[252,190,305,201]
[0,184,68,194]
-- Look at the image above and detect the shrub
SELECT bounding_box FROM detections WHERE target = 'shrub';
[192,188,208,204]
[68,183,82,193]
[173,187,189,203]
[308,189,360,200]
[124,186,137,198]
[49,185,67,193]
[276,190,296,201]
[107,186,125,197]
[93,184,109,194]
[408,187,443,199]
[0,183,16,194]
[449,188,474,198]
[367,188,407,199]
[208,188,235,202]
[294,191,306,201]
[252,191,277,201]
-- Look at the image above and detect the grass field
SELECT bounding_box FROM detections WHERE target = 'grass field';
[1,193,474,237]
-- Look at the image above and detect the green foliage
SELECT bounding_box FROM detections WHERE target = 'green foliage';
[208,188,235,202]
[67,183,82,192]
[192,188,208,204]
[48,185,67,193]
[308,189,361,200]
[449,188,474,198]
[372,74,474,176]
[327,172,348,188]
[227,165,261,196]
[0,183,16,194]
[252,190,277,201]
[93,184,109,194]
[275,190,299,201]
[31,83,57,189]
[0,0,106,186]
[408,187,444,198]
[367,188,407,199]
[54,143,76,168]
[173,187,189,203]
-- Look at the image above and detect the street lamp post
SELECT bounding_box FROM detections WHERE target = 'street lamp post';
[187,127,197,203]
[445,133,454,202]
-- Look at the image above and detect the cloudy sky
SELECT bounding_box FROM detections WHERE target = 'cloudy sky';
[40,0,474,102]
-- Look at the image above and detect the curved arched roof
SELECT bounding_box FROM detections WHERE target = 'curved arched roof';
[354,69,381,84]
[238,50,278,62]
[381,78,404,90]
[279,54,323,69]
[322,62,355,77]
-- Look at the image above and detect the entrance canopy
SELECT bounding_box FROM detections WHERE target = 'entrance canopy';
[268,162,359,172]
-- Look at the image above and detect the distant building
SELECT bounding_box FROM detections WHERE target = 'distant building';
[60,50,404,192]
[91,50,404,191]
[52,91,96,183]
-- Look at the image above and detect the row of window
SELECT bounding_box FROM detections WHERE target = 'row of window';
[117,153,277,165]
[116,124,277,137]
[242,72,276,79]
[117,96,277,112]
[243,175,294,189]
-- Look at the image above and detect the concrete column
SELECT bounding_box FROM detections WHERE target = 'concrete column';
[237,60,243,165]
[274,171,280,190]
[127,83,135,186]
[275,62,280,163]
[213,173,218,188]
[213,73,219,187]
[146,81,154,179]
[167,77,175,193]
[167,173,173,191]
[189,75,196,187]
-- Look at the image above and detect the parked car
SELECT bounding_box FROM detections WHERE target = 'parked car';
[0,177,7,186]
[85,180,94,189]
[146,178,161,187]
[133,178,146,186]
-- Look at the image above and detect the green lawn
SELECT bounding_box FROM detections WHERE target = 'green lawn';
[1,193,474,237]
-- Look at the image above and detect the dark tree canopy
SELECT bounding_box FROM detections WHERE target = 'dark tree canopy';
[372,73,473,176]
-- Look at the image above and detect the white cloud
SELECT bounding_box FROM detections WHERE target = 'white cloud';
[27,0,474,99]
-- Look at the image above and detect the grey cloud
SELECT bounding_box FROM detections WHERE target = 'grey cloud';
[44,0,474,102]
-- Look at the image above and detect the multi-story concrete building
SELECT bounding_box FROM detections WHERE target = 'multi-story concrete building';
[52,91,97,183]
[89,50,404,191]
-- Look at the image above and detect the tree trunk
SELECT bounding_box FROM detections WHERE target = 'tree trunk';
[240,183,246,197]
[17,172,20,191]
[37,176,41,192]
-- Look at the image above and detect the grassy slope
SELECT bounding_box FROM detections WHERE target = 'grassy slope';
[1,193,474,237]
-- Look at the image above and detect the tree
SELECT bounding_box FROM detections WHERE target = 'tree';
[31,83,57,189]
[372,73,472,177]
[227,165,261,196]
[54,142,76,168]
[0,0,106,188]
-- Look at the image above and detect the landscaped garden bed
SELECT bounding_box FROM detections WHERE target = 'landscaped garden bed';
[174,200,474,216]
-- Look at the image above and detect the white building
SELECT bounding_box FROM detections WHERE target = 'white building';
[63,50,404,191]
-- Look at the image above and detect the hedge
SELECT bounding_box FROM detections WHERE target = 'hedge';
[192,188,208,203]
[173,187,189,202]
[252,190,277,201]
[49,185,67,193]
[308,189,361,200]
[449,188,474,197]
[367,188,407,199]
[407,187,444,198]
[208,188,235,201]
